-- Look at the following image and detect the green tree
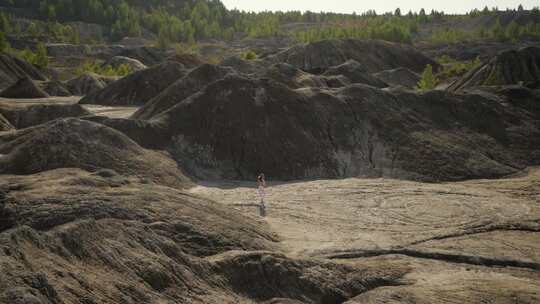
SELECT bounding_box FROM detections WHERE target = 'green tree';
[518,4,524,11]
[35,43,49,68]
[157,27,171,49]
[0,32,9,52]
[491,18,506,41]
[417,64,437,90]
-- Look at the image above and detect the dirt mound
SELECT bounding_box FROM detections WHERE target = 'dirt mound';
[79,61,187,106]
[0,113,13,131]
[221,55,267,74]
[116,46,166,66]
[169,53,205,68]
[374,67,421,89]
[0,77,50,99]
[0,118,191,188]
[38,80,72,96]
[82,115,168,149]
[103,56,148,72]
[323,60,388,88]
[271,39,439,74]
[0,103,90,129]
[264,63,350,89]
[142,74,539,181]
[0,169,407,303]
[449,46,540,91]
[132,64,235,120]
[0,53,46,90]
[66,73,114,96]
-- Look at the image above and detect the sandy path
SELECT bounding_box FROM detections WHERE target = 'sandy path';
[190,169,540,260]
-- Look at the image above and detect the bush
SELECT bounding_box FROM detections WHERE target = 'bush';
[417,64,437,90]
[0,31,9,52]
[242,50,257,60]
[35,42,49,68]
[436,56,481,82]
[76,61,132,77]
[18,43,49,69]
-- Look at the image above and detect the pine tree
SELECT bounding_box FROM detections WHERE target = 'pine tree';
[35,42,49,68]
[518,4,524,11]
[0,31,9,52]
[491,18,506,41]
[417,64,437,90]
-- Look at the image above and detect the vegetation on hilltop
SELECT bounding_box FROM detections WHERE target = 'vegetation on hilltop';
[0,1,539,46]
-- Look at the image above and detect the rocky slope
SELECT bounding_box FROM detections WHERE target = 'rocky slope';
[0,168,408,303]
[128,74,540,181]
[0,77,50,99]
[322,60,387,88]
[79,61,187,106]
[0,113,13,131]
[131,64,236,120]
[0,102,90,129]
[0,53,46,91]
[449,46,540,91]
[270,39,439,74]
[373,67,420,89]
[0,118,191,189]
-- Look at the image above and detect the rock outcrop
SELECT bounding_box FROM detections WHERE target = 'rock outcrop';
[79,62,187,106]
[0,77,50,99]
[0,118,191,189]
[0,53,46,90]
[270,39,439,73]
[448,46,540,91]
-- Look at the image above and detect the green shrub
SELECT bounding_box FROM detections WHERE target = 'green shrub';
[35,42,49,68]
[242,50,257,60]
[0,31,9,52]
[76,61,132,77]
[18,43,49,68]
[417,64,438,90]
[436,56,481,82]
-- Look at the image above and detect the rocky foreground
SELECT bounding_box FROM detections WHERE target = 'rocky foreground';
[0,38,539,303]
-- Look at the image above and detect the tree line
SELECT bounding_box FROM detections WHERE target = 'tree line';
[0,0,539,46]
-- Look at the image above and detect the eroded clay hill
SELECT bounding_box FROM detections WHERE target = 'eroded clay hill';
[0,37,538,304]
[0,113,13,131]
[0,118,191,189]
[449,46,540,91]
[269,39,439,73]
[0,53,46,91]
[126,74,539,181]
[79,61,187,106]
[0,169,408,303]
